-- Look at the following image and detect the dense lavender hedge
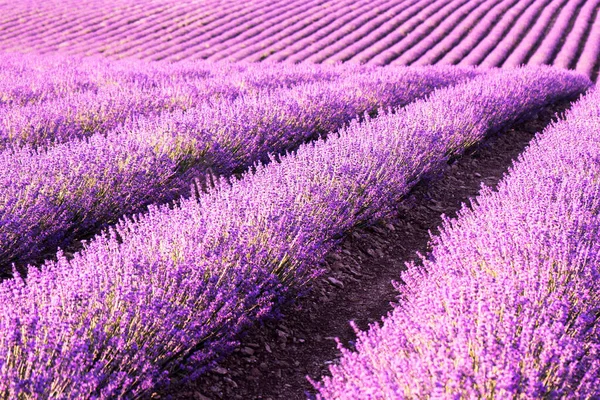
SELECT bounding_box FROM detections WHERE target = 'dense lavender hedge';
[0,67,589,399]
[0,66,97,108]
[0,65,477,274]
[0,53,363,150]
[314,86,600,399]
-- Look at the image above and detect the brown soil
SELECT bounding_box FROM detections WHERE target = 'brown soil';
[151,99,574,400]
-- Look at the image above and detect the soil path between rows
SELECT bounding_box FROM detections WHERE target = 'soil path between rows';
[155,99,574,400]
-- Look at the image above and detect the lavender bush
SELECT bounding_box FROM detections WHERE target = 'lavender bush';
[314,85,600,399]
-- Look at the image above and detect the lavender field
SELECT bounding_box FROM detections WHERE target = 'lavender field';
[0,0,599,399]
[1,0,600,79]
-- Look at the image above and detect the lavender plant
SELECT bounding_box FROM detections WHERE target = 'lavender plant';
[501,0,568,68]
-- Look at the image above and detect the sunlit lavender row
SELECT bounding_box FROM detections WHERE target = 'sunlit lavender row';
[0,67,589,398]
[0,62,478,275]
[314,84,600,398]
[1,0,599,79]
[0,53,370,150]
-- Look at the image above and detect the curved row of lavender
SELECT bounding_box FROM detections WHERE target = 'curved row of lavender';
[527,0,587,66]
[1,0,599,80]
[0,65,477,274]
[0,67,589,398]
[501,0,568,68]
[553,0,600,70]
[477,0,555,68]
[455,0,536,66]
[300,0,439,65]
[411,0,510,66]
[314,85,600,398]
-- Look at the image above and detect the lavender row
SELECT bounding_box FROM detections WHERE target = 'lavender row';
[0,67,589,399]
[163,0,326,61]
[0,51,348,92]
[436,0,520,65]
[0,55,356,150]
[218,0,383,63]
[575,7,600,78]
[0,65,97,108]
[281,0,433,64]
[502,0,569,68]
[197,0,342,62]
[2,0,600,79]
[116,0,272,61]
[144,0,310,62]
[553,0,600,69]
[0,65,475,274]
[0,1,184,56]
[457,0,536,66]
[389,0,489,66]
[414,0,514,66]
[527,0,587,66]
[1,86,197,151]
[337,0,438,65]
[478,0,553,67]
[367,0,470,66]
[63,1,227,59]
[315,84,600,400]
